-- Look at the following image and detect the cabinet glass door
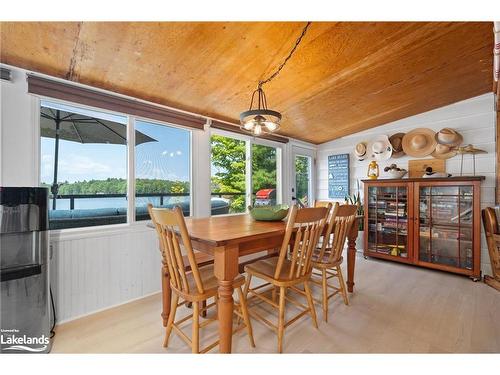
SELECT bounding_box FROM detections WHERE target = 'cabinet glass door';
[418,185,474,270]
[367,185,409,259]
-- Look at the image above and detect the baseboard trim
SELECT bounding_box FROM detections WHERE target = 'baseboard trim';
[55,290,161,326]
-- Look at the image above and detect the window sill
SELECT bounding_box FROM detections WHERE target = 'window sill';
[48,221,153,242]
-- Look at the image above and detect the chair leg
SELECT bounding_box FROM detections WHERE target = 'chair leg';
[200,300,207,318]
[278,286,286,353]
[243,274,252,297]
[321,268,328,322]
[164,294,179,348]
[304,281,318,329]
[192,300,200,354]
[237,286,255,348]
[337,266,349,306]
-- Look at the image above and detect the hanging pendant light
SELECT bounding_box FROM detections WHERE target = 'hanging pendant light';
[240,22,311,136]
[240,85,282,134]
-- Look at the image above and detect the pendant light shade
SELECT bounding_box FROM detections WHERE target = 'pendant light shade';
[240,87,281,135]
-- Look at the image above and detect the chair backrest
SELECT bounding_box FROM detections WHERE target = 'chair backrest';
[482,207,500,279]
[314,200,339,254]
[150,206,205,295]
[482,207,498,236]
[148,203,167,262]
[316,204,356,264]
[274,205,329,280]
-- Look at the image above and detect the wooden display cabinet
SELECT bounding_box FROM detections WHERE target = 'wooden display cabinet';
[363,176,484,280]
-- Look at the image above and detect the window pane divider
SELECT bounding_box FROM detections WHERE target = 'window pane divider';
[245,140,252,211]
[127,116,136,224]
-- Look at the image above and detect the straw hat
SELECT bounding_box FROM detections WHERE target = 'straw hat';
[435,128,463,148]
[402,128,437,157]
[389,133,405,158]
[457,144,487,155]
[354,142,368,161]
[369,135,393,161]
[431,143,457,159]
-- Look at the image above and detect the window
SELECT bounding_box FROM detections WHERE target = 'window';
[252,144,278,206]
[210,134,247,215]
[40,100,128,229]
[134,120,191,220]
[210,132,282,215]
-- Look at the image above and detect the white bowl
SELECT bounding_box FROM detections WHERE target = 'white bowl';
[386,169,407,179]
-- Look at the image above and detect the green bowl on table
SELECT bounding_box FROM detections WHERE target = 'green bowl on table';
[248,205,289,221]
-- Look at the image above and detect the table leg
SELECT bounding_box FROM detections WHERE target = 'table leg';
[346,218,359,293]
[161,264,171,327]
[214,244,239,353]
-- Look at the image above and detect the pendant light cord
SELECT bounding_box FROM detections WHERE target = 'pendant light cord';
[258,22,312,88]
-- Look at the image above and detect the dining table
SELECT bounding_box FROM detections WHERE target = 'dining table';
[149,213,360,353]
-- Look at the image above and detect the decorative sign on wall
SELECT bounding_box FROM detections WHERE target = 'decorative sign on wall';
[328,153,350,199]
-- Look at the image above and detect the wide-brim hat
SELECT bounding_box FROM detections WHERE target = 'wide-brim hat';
[435,128,463,148]
[402,128,437,157]
[354,142,367,161]
[389,133,405,158]
[431,143,457,159]
[369,135,393,161]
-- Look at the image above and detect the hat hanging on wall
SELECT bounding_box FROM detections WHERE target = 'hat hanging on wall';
[431,143,458,159]
[402,128,437,158]
[435,128,463,148]
[354,142,368,161]
[369,135,393,160]
[388,133,406,158]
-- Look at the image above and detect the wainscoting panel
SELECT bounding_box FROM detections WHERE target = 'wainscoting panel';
[49,227,161,323]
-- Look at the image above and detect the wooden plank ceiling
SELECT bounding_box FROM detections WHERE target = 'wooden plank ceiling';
[0,22,493,144]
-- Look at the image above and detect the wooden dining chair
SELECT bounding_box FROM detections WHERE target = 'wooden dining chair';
[310,204,356,321]
[148,203,213,324]
[481,207,500,291]
[314,200,340,256]
[243,205,329,353]
[150,206,255,353]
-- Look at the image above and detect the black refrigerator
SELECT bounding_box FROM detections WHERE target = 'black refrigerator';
[0,187,52,353]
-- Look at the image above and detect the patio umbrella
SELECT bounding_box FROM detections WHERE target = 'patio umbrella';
[40,106,157,209]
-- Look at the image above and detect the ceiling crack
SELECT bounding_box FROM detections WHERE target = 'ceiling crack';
[66,22,83,81]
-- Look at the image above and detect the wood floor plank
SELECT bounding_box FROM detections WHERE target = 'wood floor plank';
[51,255,500,353]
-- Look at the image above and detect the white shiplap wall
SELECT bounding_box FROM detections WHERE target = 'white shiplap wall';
[49,227,161,323]
[317,93,496,275]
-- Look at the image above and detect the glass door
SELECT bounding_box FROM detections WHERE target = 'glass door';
[291,145,314,207]
[417,185,474,271]
[293,154,312,207]
[366,184,411,261]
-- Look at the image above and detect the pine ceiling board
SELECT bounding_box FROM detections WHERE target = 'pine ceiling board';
[276,22,493,142]
[0,22,81,79]
[71,22,310,118]
[0,22,493,144]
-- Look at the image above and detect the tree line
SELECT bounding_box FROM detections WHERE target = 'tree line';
[41,178,189,195]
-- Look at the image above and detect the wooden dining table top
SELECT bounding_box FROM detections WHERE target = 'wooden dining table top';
[181,214,287,247]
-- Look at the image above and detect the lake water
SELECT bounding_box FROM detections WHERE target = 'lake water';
[49,196,190,211]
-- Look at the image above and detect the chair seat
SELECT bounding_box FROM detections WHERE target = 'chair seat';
[244,257,309,286]
[174,264,245,301]
[186,252,214,270]
[311,251,343,268]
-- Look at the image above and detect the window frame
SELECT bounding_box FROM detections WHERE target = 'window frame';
[131,116,194,223]
[209,128,284,216]
[37,96,195,233]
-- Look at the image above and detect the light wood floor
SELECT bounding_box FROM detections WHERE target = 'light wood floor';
[51,255,500,353]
